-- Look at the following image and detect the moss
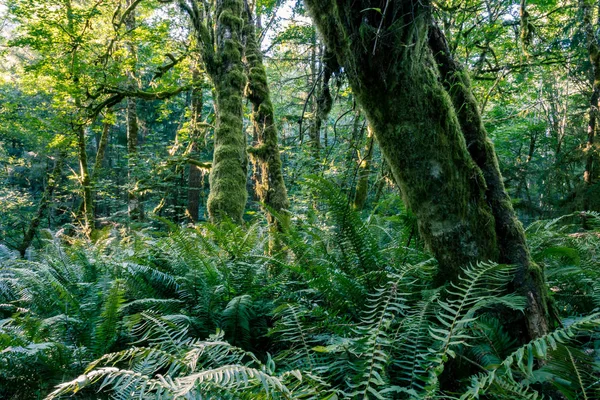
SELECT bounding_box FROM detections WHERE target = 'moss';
[242,7,290,242]
[207,0,248,223]
[305,0,500,282]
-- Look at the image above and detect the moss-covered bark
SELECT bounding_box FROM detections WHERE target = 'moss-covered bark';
[243,2,289,236]
[305,0,499,282]
[581,0,600,202]
[429,24,550,339]
[206,0,248,223]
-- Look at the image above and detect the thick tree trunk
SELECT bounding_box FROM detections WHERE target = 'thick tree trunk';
[125,0,143,221]
[429,24,550,339]
[304,0,550,342]
[206,0,248,223]
[187,67,203,222]
[353,125,374,210]
[18,154,64,258]
[581,0,600,212]
[243,1,290,237]
[306,0,499,281]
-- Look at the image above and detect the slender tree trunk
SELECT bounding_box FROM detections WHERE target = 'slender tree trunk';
[18,154,64,258]
[429,24,550,339]
[77,125,94,235]
[353,125,374,210]
[313,48,334,156]
[92,111,113,179]
[243,1,290,238]
[187,67,203,222]
[125,0,143,221]
[206,0,248,223]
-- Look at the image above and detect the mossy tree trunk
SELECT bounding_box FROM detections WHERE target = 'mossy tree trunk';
[205,0,248,223]
[304,0,549,340]
[429,23,550,339]
[177,0,249,223]
[581,0,600,203]
[243,1,290,236]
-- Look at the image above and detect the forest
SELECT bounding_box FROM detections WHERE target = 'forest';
[0,0,599,398]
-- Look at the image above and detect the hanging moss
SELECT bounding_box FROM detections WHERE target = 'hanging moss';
[243,6,290,238]
[207,0,248,223]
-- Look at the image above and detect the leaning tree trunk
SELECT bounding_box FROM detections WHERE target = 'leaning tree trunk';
[429,23,550,339]
[206,0,248,223]
[18,154,64,258]
[243,1,290,237]
[304,0,549,341]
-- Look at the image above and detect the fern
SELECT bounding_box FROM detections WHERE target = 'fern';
[461,313,600,400]
[425,262,523,393]
[222,294,254,347]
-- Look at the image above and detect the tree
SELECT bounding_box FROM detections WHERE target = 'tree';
[243,1,290,237]
[178,0,248,223]
[303,0,550,340]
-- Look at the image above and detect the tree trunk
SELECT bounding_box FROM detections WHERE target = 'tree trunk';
[304,0,550,342]
[125,0,143,221]
[353,125,374,210]
[429,23,550,339]
[18,154,64,258]
[92,111,113,179]
[306,0,499,280]
[187,67,203,222]
[77,125,94,235]
[243,1,290,237]
[206,0,248,223]
[581,0,600,212]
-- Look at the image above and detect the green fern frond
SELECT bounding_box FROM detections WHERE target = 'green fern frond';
[425,262,518,393]
[462,313,600,399]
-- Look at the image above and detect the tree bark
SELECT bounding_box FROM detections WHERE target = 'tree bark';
[243,1,290,238]
[581,0,600,211]
[305,0,499,283]
[206,0,248,223]
[429,23,550,339]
